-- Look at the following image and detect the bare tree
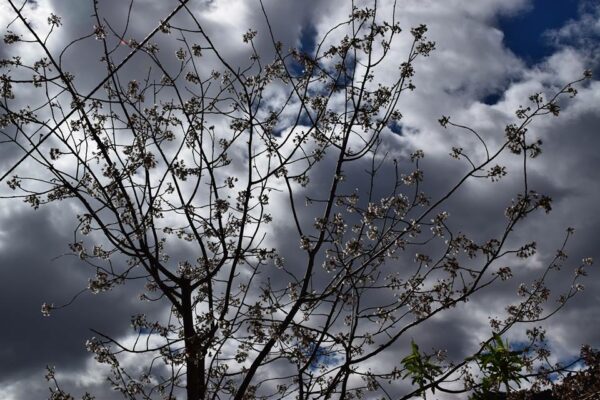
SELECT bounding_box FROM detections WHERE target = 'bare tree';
[0,1,594,399]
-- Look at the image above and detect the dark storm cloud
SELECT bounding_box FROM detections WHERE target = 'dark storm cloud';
[0,207,91,380]
[0,204,165,396]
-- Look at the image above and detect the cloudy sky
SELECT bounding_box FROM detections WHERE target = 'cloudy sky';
[0,0,599,398]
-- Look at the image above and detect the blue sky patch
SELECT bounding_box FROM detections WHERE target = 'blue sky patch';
[289,23,318,76]
[481,91,503,106]
[388,120,403,135]
[302,343,342,371]
[498,0,580,64]
[299,23,318,56]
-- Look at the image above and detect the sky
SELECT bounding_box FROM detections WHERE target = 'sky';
[0,0,599,398]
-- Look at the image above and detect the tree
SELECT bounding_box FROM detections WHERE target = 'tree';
[0,0,594,399]
[487,345,600,399]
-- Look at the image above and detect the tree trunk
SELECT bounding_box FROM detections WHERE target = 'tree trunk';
[182,284,204,400]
